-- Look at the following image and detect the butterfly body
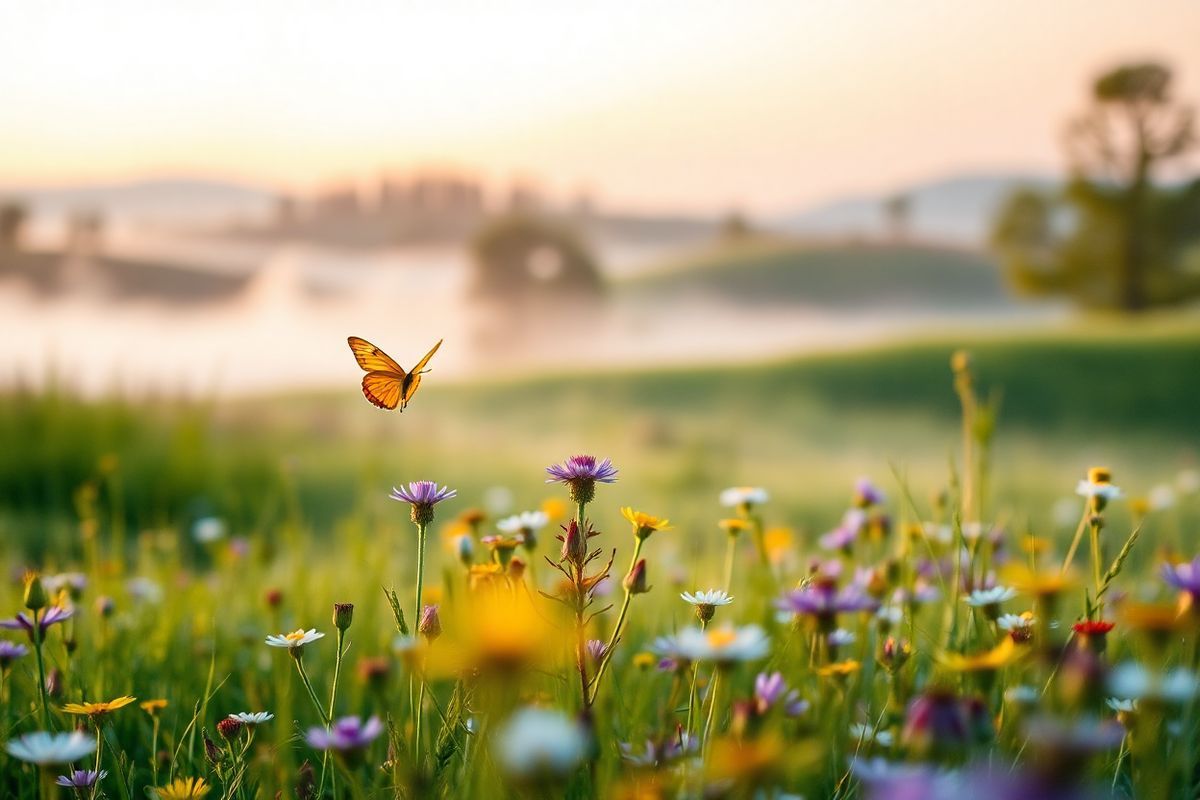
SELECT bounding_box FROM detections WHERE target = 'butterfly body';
[348,336,442,411]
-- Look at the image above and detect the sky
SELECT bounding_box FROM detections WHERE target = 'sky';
[1,0,1198,214]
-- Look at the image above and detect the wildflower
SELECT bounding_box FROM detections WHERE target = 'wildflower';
[56,770,106,788]
[632,652,656,670]
[620,508,672,543]
[850,758,949,799]
[619,734,697,767]
[481,535,522,566]
[264,588,283,609]
[586,639,607,663]
[1161,555,1200,600]
[545,454,618,505]
[719,486,768,510]
[1149,484,1176,511]
[828,628,856,647]
[1072,619,1115,654]
[61,695,137,719]
[753,671,808,716]
[0,604,73,640]
[853,477,886,508]
[140,698,168,716]
[672,625,769,664]
[306,715,384,751]
[875,605,903,630]
[998,612,1036,643]
[23,572,48,610]
[718,518,752,537]
[0,639,29,668]
[1076,467,1122,511]
[333,603,354,632]
[453,533,475,566]
[939,638,1020,673]
[541,497,569,522]
[494,707,589,781]
[498,510,549,551]
[229,711,274,725]
[778,578,879,631]
[419,604,442,642]
[358,657,392,689]
[816,659,861,678]
[1108,662,1199,704]
[877,637,912,672]
[390,481,457,525]
[468,563,504,591]
[1022,715,1124,754]
[623,559,651,594]
[1106,697,1136,713]
[265,628,325,654]
[5,731,96,764]
[192,516,227,543]
[902,688,969,757]
[819,509,867,551]
[154,777,211,799]
[681,589,733,624]
[763,527,794,566]
[216,717,243,740]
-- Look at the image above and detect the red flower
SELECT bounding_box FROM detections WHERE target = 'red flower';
[1072,620,1115,636]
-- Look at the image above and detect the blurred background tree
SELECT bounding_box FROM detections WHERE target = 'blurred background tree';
[991,61,1200,310]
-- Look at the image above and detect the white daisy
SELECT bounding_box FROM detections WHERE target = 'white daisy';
[229,711,274,725]
[672,625,770,664]
[6,731,96,764]
[680,590,734,607]
[964,586,1017,607]
[719,486,768,507]
[497,510,549,534]
[265,628,325,651]
[996,613,1034,631]
[1076,480,1122,501]
[494,707,589,779]
[1106,698,1136,713]
[875,605,903,626]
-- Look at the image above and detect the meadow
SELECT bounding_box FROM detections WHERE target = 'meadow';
[1,320,1199,798]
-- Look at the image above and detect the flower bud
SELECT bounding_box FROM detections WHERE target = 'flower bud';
[333,603,354,632]
[265,588,284,609]
[418,604,441,642]
[217,717,243,740]
[696,603,716,625]
[561,520,588,566]
[455,534,474,567]
[45,667,62,699]
[95,595,116,618]
[23,573,47,612]
[623,559,651,595]
[508,558,526,582]
[204,731,222,765]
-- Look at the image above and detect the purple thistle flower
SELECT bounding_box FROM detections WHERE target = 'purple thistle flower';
[390,481,456,525]
[56,770,106,788]
[0,605,74,640]
[306,715,384,751]
[1162,555,1200,597]
[545,454,618,505]
[0,640,30,666]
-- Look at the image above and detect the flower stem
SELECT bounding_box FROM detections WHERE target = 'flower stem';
[588,538,644,701]
[701,668,723,760]
[31,610,51,730]
[723,535,736,593]
[294,656,331,725]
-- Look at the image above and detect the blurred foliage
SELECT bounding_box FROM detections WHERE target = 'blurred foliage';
[991,61,1199,311]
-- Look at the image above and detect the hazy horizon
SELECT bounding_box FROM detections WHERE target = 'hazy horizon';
[3,1,1198,216]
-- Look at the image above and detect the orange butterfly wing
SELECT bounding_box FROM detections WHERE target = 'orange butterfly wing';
[409,339,443,375]
[348,336,406,375]
[362,371,404,410]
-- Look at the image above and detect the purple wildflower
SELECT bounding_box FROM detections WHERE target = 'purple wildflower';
[819,509,867,552]
[902,689,970,757]
[390,481,456,525]
[753,671,808,716]
[778,579,879,630]
[854,477,886,508]
[306,715,384,751]
[619,733,697,767]
[586,639,607,663]
[545,454,618,505]
[56,770,106,788]
[1162,555,1200,598]
[850,758,948,800]
[0,605,74,640]
[0,640,29,666]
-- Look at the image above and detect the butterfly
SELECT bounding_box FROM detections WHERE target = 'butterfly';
[347,336,443,412]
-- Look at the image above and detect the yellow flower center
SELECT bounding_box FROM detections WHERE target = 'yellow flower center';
[707,630,737,649]
[285,630,307,642]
